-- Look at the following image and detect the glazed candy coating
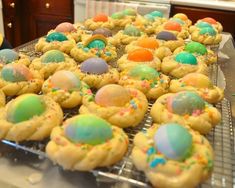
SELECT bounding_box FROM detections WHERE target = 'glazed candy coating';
[154,123,192,160]
[167,92,205,115]
[128,64,159,80]
[7,94,46,123]
[80,57,108,74]
[41,50,65,63]
[95,84,131,107]
[50,70,81,91]
[156,31,177,41]
[0,49,19,64]
[93,28,112,37]
[46,32,68,42]
[185,42,207,55]
[175,52,197,65]
[55,22,76,32]
[65,114,113,145]
[1,64,33,82]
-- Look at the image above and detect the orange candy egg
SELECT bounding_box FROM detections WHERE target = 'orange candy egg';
[164,21,182,32]
[202,17,217,25]
[174,13,188,21]
[127,49,154,62]
[137,38,159,49]
[93,13,108,22]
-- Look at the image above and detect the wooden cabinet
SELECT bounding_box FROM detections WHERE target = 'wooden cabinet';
[23,0,74,42]
[2,0,74,47]
[171,5,235,39]
[2,0,22,47]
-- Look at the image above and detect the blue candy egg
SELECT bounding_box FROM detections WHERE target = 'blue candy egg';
[0,49,19,64]
[154,123,192,160]
[46,32,68,42]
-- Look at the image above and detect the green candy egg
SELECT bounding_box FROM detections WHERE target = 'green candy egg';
[175,52,197,65]
[144,14,155,22]
[168,92,205,115]
[123,8,136,16]
[111,12,125,19]
[199,27,216,36]
[123,25,141,36]
[196,22,213,29]
[42,50,65,63]
[65,114,113,145]
[149,11,163,18]
[46,32,68,42]
[185,42,207,55]
[87,39,106,50]
[129,64,159,80]
[7,94,46,123]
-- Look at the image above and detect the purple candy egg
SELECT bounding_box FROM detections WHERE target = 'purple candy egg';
[80,58,108,74]
[156,31,177,41]
[93,28,112,37]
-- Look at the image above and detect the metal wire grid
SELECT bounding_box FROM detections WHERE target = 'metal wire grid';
[1,40,234,188]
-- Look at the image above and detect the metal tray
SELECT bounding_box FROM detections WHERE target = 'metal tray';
[2,40,235,188]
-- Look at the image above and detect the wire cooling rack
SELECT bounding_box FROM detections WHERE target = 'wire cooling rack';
[1,40,235,188]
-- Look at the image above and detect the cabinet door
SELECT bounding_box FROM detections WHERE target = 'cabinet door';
[2,0,22,47]
[171,5,235,38]
[27,14,73,41]
[22,0,74,42]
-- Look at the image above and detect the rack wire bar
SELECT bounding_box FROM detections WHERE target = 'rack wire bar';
[1,40,235,188]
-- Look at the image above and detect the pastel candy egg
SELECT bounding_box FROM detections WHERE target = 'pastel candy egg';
[170,18,184,25]
[1,64,33,82]
[0,49,19,64]
[46,32,68,42]
[129,64,159,80]
[64,114,113,145]
[196,22,213,29]
[93,28,112,37]
[95,84,131,107]
[164,21,182,32]
[123,25,141,36]
[41,50,65,63]
[123,8,137,16]
[7,94,46,123]
[175,52,197,65]
[167,91,205,115]
[127,49,153,62]
[154,123,192,160]
[149,11,163,18]
[81,57,108,74]
[87,39,106,50]
[50,70,81,91]
[182,73,212,88]
[55,22,76,33]
[185,41,207,55]
[202,17,217,25]
[93,13,108,22]
[144,14,155,22]
[173,13,188,21]
[156,31,177,41]
[199,27,216,36]
[136,38,159,49]
[111,12,125,19]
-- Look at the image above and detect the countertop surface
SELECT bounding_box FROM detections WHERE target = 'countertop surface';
[170,0,235,11]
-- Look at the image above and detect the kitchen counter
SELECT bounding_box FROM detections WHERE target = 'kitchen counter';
[171,0,235,11]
